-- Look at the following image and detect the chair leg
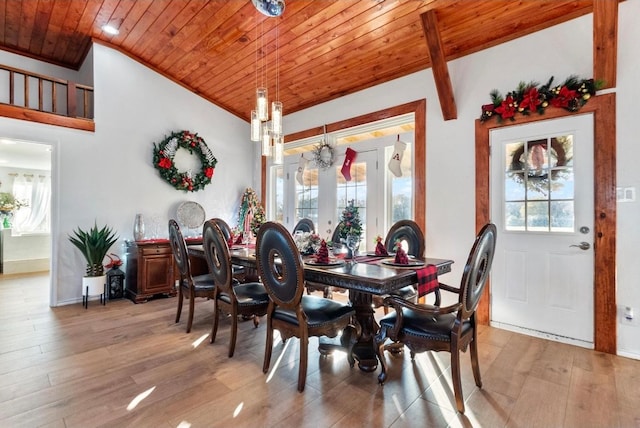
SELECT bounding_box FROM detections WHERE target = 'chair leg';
[175,286,184,323]
[297,333,309,392]
[211,299,220,344]
[262,316,273,374]
[229,307,238,358]
[186,289,195,333]
[450,341,465,413]
[470,330,482,388]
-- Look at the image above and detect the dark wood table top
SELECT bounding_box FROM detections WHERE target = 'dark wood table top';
[188,244,453,296]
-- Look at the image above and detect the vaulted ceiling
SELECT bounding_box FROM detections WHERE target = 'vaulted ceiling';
[0,0,618,123]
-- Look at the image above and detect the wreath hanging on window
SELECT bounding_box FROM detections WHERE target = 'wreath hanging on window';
[508,137,572,195]
[312,141,335,170]
[153,130,217,192]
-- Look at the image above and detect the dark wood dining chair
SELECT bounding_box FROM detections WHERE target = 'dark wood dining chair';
[256,221,358,392]
[374,220,440,313]
[374,223,497,413]
[292,218,315,234]
[209,217,246,282]
[168,219,216,333]
[202,219,269,357]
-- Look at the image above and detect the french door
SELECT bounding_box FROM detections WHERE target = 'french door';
[282,150,379,251]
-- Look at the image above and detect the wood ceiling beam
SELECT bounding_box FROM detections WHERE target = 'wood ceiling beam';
[420,10,457,121]
[593,0,618,88]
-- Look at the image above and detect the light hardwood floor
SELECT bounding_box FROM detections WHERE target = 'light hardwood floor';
[1,273,638,428]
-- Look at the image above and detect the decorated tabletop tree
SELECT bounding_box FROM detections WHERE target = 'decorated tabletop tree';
[338,199,362,241]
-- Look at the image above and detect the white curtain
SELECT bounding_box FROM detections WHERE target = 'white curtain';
[12,174,50,233]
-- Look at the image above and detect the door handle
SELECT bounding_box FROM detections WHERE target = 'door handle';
[570,242,590,250]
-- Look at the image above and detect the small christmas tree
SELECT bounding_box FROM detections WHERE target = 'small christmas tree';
[338,199,362,240]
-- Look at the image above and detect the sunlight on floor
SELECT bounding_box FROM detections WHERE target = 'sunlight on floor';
[233,402,244,417]
[126,386,156,411]
[266,331,290,384]
[191,333,209,348]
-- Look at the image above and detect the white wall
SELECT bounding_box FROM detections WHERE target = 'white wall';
[0,44,257,305]
[286,1,640,359]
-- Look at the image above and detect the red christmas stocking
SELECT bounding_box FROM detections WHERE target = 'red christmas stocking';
[341,148,357,181]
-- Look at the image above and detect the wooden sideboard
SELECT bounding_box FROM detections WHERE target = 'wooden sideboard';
[125,240,176,303]
[125,238,208,303]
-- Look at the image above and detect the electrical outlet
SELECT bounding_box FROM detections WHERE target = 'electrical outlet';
[620,305,638,326]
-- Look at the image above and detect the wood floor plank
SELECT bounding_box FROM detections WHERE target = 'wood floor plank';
[505,376,568,427]
[1,273,639,427]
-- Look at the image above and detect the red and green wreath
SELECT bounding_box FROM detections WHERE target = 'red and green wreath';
[153,130,217,192]
[480,75,602,123]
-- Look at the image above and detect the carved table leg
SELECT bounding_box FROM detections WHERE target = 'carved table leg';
[318,290,380,372]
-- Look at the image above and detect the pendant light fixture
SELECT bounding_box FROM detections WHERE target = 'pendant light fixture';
[250,0,285,159]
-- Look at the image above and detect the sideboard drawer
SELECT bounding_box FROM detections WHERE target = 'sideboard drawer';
[140,245,172,256]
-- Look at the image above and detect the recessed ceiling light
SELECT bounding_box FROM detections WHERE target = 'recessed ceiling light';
[102,24,119,35]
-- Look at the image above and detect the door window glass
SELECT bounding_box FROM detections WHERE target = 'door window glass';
[504,135,574,232]
[295,166,319,225]
[388,144,412,224]
[336,162,367,244]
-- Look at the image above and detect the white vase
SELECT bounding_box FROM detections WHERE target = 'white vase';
[82,275,106,297]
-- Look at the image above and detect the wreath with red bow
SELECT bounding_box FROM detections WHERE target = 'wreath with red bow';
[153,130,217,192]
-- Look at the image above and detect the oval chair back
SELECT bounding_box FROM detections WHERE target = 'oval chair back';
[292,218,315,234]
[212,217,233,243]
[384,220,425,257]
[458,223,497,320]
[168,219,192,280]
[203,220,232,293]
[256,221,305,309]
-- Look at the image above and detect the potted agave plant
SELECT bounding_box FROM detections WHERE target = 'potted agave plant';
[69,222,119,304]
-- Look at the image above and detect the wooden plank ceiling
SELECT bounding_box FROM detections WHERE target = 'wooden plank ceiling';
[0,0,607,122]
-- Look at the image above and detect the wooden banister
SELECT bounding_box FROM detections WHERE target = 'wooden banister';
[0,63,94,132]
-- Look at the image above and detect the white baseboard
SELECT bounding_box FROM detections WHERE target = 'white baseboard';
[490,321,594,349]
[2,258,50,274]
[617,350,640,360]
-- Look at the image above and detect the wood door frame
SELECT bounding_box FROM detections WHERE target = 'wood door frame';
[475,93,616,354]
[262,99,427,232]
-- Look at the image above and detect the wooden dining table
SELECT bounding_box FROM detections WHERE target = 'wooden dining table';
[188,243,453,372]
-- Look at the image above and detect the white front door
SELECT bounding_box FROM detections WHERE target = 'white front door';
[490,114,594,347]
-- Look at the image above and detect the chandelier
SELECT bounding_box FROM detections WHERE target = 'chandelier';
[250,0,285,165]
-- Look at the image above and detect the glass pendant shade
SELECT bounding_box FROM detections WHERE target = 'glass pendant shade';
[271,101,283,136]
[256,87,268,121]
[250,110,261,142]
[261,123,271,157]
[273,134,284,165]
